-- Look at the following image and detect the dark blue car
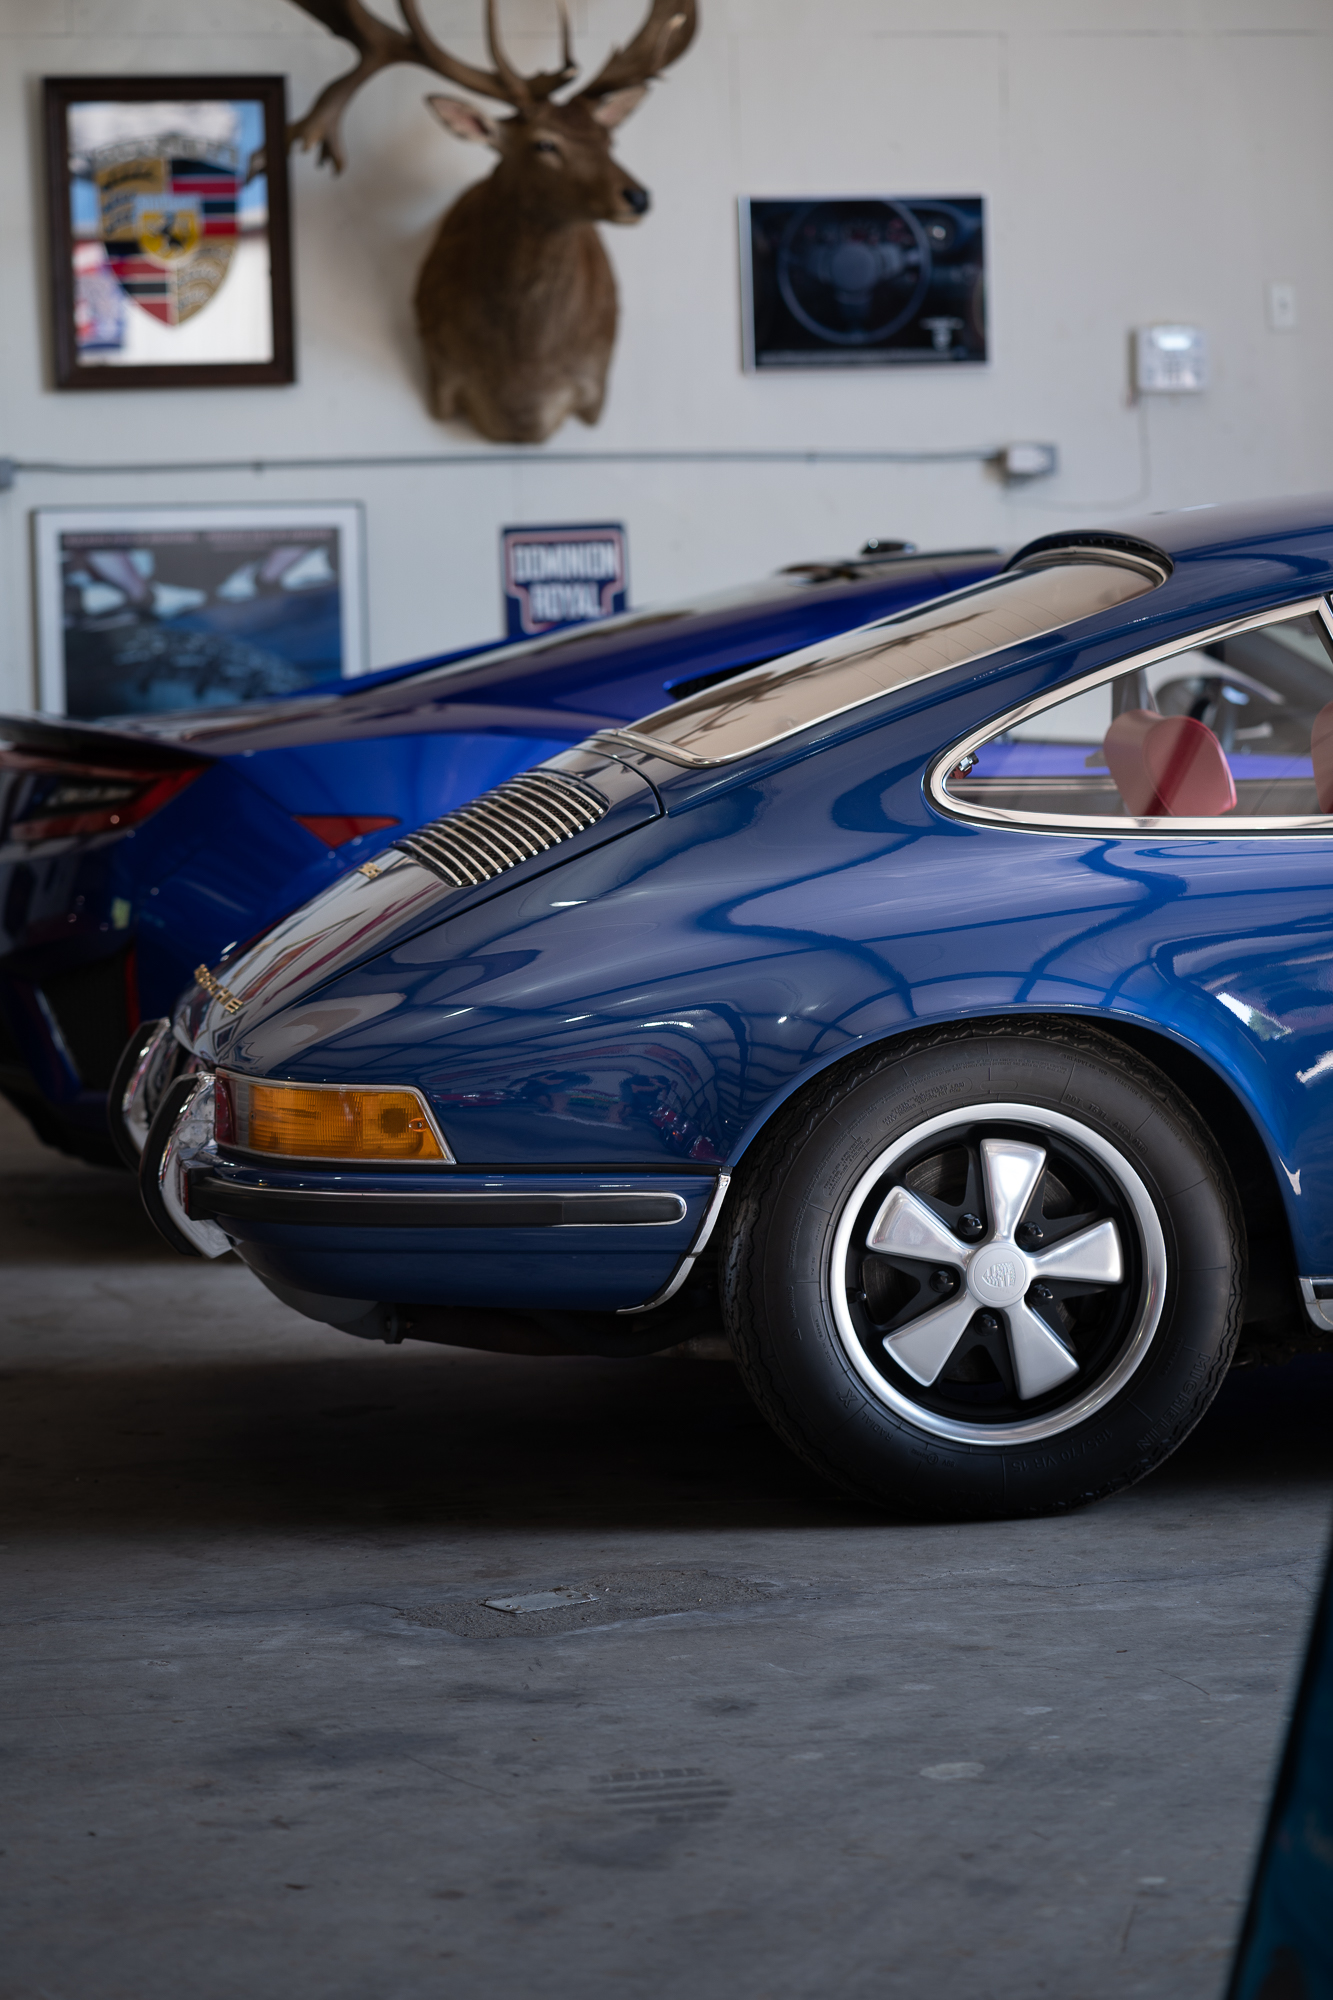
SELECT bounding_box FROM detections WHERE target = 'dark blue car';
[1228,1527,1333,2000]
[0,542,998,1164]
[132,495,1333,1516]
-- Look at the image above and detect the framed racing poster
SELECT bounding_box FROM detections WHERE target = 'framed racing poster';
[43,76,294,389]
[33,504,366,718]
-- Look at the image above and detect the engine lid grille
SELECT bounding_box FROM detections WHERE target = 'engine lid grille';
[394,768,609,889]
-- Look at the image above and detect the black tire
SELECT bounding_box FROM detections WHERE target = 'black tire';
[721,1022,1243,1519]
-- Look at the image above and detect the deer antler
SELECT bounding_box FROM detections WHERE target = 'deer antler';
[286,0,580,171]
[572,0,697,102]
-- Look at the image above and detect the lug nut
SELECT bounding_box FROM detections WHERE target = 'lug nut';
[958,1214,985,1240]
[976,1312,999,1334]
[1017,1222,1046,1248]
[1030,1283,1054,1302]
[930,1269,956,1294]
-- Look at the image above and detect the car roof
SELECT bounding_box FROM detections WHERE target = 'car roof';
[1063,493,1333,566]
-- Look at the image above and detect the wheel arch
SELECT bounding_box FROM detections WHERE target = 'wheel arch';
[724,1009,1297,1331]
[1094,1017,1297,1331]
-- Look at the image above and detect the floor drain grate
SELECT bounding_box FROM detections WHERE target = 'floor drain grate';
[590,1768,732,1825]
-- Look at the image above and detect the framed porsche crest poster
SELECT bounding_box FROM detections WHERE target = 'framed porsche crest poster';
[44,77,294,390]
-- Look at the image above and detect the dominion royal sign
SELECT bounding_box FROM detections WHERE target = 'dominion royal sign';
[502,524,628,639]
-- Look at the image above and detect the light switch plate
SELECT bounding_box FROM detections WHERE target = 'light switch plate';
[1134,325,1208,393]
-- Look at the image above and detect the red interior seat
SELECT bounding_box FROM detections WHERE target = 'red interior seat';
[1310,702,1333,813]
[1102,709,1236,818]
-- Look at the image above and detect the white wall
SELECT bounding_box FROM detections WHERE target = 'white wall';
[3,0,1333,710]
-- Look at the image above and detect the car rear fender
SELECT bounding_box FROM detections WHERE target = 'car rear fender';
[720,1007,1298,1334]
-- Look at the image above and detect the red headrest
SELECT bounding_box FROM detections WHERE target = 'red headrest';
[1103,709,1236,818]
[1311,701,1333,813]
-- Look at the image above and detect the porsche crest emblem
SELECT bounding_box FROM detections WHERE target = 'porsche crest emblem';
[93,137,239,327]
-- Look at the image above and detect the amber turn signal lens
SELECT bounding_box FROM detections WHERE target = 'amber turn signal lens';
[216,1074,448,1161]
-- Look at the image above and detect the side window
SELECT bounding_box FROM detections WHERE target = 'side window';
[944,607,1333,823]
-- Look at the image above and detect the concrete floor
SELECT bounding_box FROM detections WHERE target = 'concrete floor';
[1,1097,1329,2000]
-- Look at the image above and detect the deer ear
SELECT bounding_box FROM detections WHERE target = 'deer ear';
[425,95,504,147]
[588,86,649,130]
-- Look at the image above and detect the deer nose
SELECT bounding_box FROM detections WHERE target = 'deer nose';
[623,186,650,215]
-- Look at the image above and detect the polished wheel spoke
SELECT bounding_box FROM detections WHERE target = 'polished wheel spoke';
[1006,1299,1080,1400]
[883,1294,978,1387]
[1030,1217,1123,1288]
[865,1185,965,1268]
[979,1137,1047,1241]
[831,1099,1167,1442]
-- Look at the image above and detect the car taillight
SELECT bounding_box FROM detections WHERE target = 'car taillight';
[293,814,400,848]
[1,753,201,842]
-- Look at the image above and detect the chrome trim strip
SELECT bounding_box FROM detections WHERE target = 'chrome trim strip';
[928,594,1333,838]
[617,1171,732,1314]
[591,727,710,769]
[1299,1277,1333,1332]
[192,1180,690,1228]
[1014,546,1170,584]
[220,1071,455,1165]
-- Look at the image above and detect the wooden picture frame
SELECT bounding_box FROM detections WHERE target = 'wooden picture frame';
[44,75,294,390]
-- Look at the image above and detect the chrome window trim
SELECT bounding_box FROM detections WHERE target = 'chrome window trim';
[219,1070,456,1165]
[593,558,1163,772]
[927,595,1333,838]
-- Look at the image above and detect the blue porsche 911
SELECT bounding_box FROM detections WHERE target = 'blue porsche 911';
[0,541,998,1165]
[129,495,1333,1516]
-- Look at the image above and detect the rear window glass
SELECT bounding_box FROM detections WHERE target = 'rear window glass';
[603,558,1160,767]
[942,607,1333,827]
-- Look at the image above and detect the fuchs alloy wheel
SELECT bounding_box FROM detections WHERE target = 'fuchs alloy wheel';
[722,1026,1243,1518]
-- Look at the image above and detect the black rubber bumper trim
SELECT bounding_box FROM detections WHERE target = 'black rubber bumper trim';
[189,1178,690,1230]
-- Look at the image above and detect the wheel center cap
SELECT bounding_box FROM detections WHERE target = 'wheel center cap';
[966,1247,1031,1308]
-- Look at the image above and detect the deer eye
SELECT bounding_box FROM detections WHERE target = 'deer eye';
[532,138,562,158]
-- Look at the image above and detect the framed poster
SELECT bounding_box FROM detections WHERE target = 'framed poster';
[44,76,294,389]
[501,524,628,639]
[739,197,986,370]
[33,505,366,719]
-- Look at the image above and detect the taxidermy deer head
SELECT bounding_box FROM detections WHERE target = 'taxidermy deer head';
[286,0,698,442]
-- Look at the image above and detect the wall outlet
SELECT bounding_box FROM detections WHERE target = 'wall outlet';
[1267,282,1298,332]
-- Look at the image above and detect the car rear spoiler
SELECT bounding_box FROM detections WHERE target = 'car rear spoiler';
[0,713,213,772]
